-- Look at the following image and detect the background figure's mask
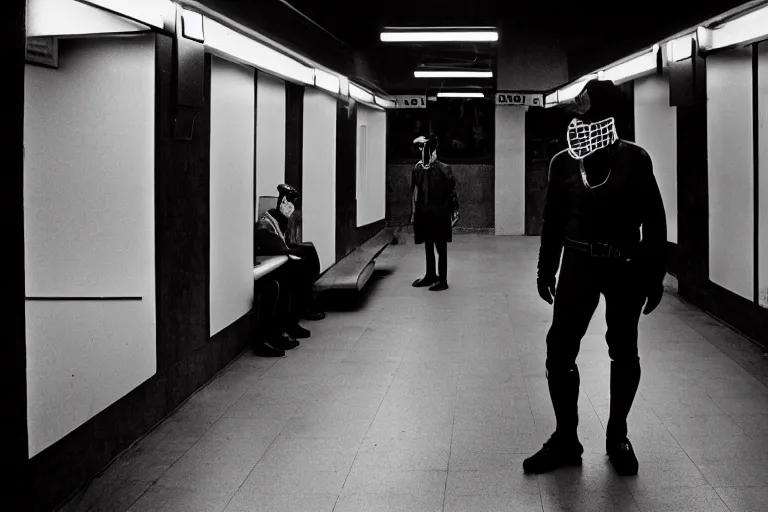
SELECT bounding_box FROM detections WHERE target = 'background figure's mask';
[413,135,438,168]
[277,183,299,218]
[559,79,627,160]
[279,196,295,219]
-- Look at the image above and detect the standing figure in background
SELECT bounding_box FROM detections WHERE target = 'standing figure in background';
[410,135,460,291]
[523,79,667,476]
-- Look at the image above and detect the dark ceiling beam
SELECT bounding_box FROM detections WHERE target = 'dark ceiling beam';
[275,0,347,46]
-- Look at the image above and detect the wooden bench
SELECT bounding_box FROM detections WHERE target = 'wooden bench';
[313,228,394,292]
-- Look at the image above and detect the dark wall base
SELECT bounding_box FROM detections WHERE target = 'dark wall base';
[665,241,681,277]
[678,279,768,351]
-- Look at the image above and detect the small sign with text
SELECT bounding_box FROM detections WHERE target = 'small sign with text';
[393,95,427,108]
[495,92,544,107]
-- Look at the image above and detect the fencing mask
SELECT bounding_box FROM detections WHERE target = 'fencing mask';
[413,134,438,168]
[559,79,626,160]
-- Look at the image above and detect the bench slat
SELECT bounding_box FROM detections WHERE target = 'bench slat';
[314,228,393,292]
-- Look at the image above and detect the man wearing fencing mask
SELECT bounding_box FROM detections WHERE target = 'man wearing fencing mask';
[410,134,460,291]
[523,79,667,476]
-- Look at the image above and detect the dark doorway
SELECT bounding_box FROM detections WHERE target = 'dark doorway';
[524,108,568,235]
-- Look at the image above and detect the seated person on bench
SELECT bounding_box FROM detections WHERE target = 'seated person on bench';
[255,184,325,334]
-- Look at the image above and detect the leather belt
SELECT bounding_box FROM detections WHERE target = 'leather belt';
[563,238,632,258]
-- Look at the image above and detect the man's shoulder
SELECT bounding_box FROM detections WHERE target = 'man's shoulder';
[620,140,651,160]
[549,149,574,173]
[435,160,453,173]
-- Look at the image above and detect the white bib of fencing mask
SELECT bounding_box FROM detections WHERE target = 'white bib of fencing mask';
[280,197,295,218]
[566,117,618,160]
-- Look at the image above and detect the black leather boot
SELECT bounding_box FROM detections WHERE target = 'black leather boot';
[412,275,437,287]
[523,366,583,473]
[428,280,449,291]
[287,324,311,339]
[254,341,285,358]
[606,360,641,475]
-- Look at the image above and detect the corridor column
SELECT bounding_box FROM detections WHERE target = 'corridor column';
[3,0,29,501]
[670,41,709,301]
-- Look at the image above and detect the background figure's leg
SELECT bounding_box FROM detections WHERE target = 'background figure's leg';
[425,240,436,278]
[545,252,601,442]
[603,261,645,445]
[436,240,448,283]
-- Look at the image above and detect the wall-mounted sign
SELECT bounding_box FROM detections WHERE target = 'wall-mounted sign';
[495,92,544,107]
[393,95,427,108]
[26,37,59,69]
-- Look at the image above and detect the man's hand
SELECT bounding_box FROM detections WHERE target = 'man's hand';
[451,210,460,227]
[642,283,663,315]
[537,275,557,305]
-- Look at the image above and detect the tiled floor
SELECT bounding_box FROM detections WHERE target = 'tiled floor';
[62,235,768,512]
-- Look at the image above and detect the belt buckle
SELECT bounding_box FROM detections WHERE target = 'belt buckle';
[590,242,611,257]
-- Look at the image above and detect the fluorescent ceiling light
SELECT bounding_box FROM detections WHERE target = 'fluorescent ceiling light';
[437,92,484,98]
[27,0,153,37]
[374,96,396,108]
[314,68,340,94]
[598,45,658,84]
[381,30,498,42]
[349,83,374,103]
[204,18,314,85]
[414,70,493,78]
[701,4,768,50]
[666,34,695,62]
[76,0,172,29]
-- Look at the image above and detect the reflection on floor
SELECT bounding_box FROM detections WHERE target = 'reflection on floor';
[62,235,768,512]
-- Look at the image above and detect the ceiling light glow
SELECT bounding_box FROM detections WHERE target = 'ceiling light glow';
[414,70,493,78]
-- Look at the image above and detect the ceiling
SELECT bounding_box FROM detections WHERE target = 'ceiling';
[200,0,754,93]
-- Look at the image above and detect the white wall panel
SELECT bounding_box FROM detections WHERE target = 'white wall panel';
[356,105,386,226]
[302,88,337,271]
[758,42,768,307]
[209,56,255,336]
[707,48,754,300]
[256,71,286,204]
[23,35,156,456]
[495,106,526,235]
[634,74,678,243]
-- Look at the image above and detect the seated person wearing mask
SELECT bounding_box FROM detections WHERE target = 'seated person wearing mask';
[254,184,325,340]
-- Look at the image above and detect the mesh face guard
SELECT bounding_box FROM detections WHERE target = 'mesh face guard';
[414,135,438,168]
[566,117,618,160]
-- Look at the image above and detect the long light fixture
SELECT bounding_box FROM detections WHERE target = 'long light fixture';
[75,0,173,29]
[381,27,498,43]
[374,96,396,108]
[437,92,484,98]
[699,4,768,51]
[414,70,493,78]
[666,34,695,62]
[556,74,598,102]
[204,18,314,85]
[598,45,659,84]
[349,83,374,104]
[314,68,340,94]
